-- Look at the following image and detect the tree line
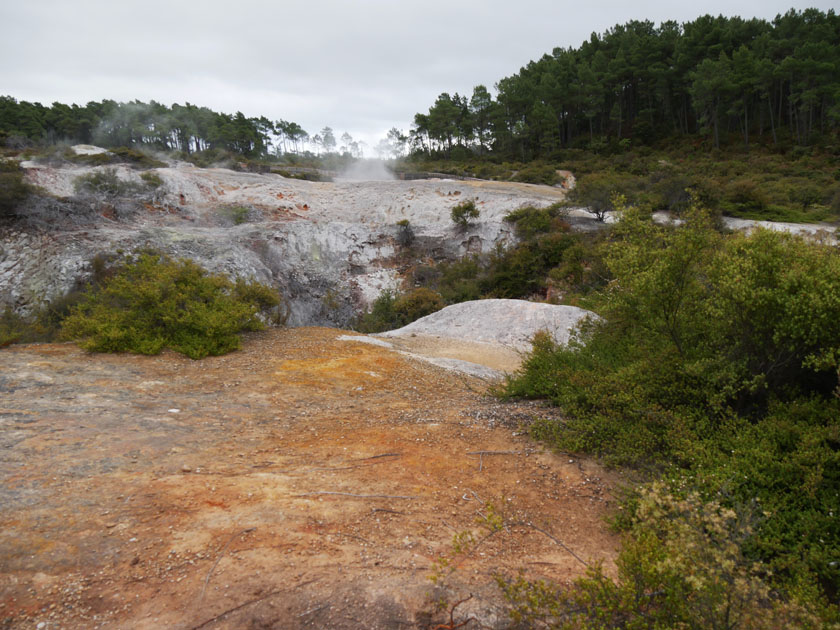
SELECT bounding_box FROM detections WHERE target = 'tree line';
[410,8,840,158]
[0,97,404,160]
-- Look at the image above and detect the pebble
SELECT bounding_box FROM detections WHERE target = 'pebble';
[181,465,192,473]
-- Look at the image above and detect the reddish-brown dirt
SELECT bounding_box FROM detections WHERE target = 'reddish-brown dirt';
[0,328,620,629]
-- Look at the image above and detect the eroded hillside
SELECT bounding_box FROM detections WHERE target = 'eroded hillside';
[2,157,569,325]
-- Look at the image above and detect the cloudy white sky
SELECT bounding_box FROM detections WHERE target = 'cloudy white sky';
[1,1,834,153]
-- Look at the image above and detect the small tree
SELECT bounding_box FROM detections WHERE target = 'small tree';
[395,219,415,247]
[450,199,480,228]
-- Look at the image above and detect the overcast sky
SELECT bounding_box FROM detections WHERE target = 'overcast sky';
[1,1,835,153]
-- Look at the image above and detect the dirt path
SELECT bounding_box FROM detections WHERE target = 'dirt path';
[0,328,619,629]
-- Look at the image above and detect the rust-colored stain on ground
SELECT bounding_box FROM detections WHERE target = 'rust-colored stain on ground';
[0,328,619,629]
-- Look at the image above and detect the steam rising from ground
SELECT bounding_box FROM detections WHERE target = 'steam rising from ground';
[335,159,395,182]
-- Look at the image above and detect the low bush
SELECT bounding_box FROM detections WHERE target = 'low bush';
[0,159,31,216]
[110,147,166,169]
[395,219,414,247]
[220,205,251,225]
[504,203,567,239]
[139,171,163,188]
[355,287,444,333]
[502,203,840,606]
[511,161,560,185]
[67,147,166,169]
[724,178,769,213]
[60,251,280,359]
[500,484,828,629]
[0,307,42,347]
[73,168,143,197]
[450,199,480,228]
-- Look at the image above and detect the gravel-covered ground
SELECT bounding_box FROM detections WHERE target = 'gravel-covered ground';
[0,328,620,630]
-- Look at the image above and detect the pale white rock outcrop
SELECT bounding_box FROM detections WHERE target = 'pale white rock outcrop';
[3,160,569,325]
[378,298,596,353]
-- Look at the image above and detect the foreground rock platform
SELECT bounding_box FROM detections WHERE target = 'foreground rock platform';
[0,328,618,629]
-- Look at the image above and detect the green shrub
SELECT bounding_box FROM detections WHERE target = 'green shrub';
[0,307,39,347]
[724,178,769,213]
[450,199,480,227]
[355,289,399,333]
[502,204,840,601]
[0,159,31,215]
[67,147,166,169]
[653,174,692,213]
[830,188,840,214]
[499,484,828,629]
[139,171,163,188]
[393,287,443,322]
[220,205,250,225]
[504,203,566,239]
[73,168,141,197]
[689,397,840,590]
[355,287,444,333]
[60,252,280,359]
[511,161,560,185]
[395,219,415,247]
[789,182,825,210]
[110,147,166,169]
[435,257,482,304]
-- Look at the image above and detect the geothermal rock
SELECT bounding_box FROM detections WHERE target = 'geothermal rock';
[378,298,596,352]
[4,159,568,325]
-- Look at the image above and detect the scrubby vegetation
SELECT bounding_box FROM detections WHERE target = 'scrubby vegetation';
[355,201,603,329]
[0,158,31,216]
[219,205,251,225]
[450,199,480,228]
[354,288,444,333]
[498,201,840,622]
[499,484,830,629]
[60,251,281,359]
[404,146,840,223]
[64,146,166,169]
[73,168,141,197]
[423,202,601,304]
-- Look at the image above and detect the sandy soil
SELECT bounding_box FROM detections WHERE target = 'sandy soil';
[0,329,620,629]
[372,334,523,373]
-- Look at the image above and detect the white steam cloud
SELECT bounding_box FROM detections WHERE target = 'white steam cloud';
[336,159,395,182]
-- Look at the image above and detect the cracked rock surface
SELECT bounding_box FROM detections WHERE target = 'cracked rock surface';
[4,161,569,325]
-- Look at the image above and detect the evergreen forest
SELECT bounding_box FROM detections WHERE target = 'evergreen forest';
[410,8,840,157]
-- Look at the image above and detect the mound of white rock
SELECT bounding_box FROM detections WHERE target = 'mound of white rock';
[378,298,596,353]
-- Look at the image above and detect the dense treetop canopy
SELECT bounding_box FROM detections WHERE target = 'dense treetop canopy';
[0,98,310,158]
[410,8,840,158]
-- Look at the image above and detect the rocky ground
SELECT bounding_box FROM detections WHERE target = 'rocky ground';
[0,329,620,629]
[3,158,571,326]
